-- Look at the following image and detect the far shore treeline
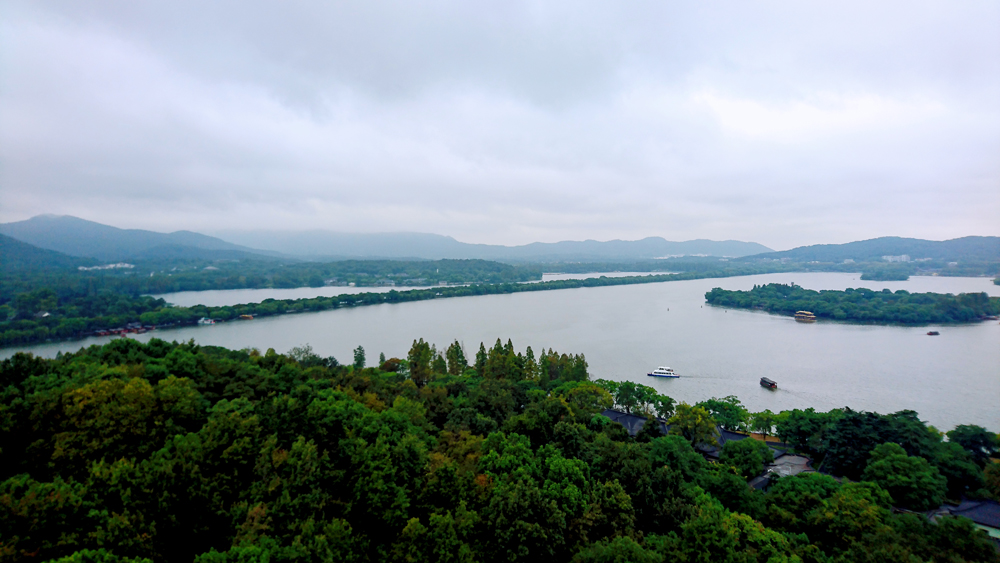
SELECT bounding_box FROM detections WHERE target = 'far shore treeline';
[705,283,1000,324]
[1,267,783,348]
[0,257,545,303]
[1,337,999,562]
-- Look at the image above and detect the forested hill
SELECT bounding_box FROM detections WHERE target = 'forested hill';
[1,338,997,562]
[742,236,1000,263]
[0,215,286,262]
[0,234,96,271]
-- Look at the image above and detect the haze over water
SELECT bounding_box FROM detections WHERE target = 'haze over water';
[7,273,999,431]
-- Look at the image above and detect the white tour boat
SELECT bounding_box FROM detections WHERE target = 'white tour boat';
[647,366,680,378]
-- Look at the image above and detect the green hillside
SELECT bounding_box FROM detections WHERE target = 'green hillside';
[0,234,94,271]
[744,236,1000,263]
[0,215,282,261]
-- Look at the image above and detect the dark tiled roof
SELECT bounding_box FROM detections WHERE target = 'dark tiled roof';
[699,429,748,458]
[949,499,1000,529]
[600,409,751,458]
[600,409,668,436]
[748,474,772,490]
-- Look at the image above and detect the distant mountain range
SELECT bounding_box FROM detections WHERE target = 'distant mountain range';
[209,230,774,261]
[0,215,773,263]
[0,215,287,262]
[741,236,1000,263]
[2,215,995,266]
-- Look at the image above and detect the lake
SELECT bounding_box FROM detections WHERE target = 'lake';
[7,273,999,431]
[151,272,667,307]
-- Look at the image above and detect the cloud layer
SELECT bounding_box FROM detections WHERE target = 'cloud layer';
[2,1,998,249]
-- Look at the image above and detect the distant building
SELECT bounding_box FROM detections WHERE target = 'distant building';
[78,262,134,271]
[749,453,814,490]
[843,259,855,264]
[882,255,911,263]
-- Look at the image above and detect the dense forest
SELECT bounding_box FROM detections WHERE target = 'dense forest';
[705,283,1000,324]
[1,267,781,348]
[0,257,543,304]
[1,338,997,562]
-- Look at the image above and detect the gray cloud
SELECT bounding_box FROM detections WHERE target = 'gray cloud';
[1,0,998,249]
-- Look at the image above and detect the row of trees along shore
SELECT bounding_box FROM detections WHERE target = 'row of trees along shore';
[0,259,546,302]
[705,283,1000,323]
[2,337,998,563]
[1,268,776,348]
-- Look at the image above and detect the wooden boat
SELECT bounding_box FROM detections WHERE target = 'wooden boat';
[794,311,816,323]
[760,377,777,389]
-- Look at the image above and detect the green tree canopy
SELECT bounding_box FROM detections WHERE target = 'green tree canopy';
[667,403,717,448]
[862,443,947,511]
[946,425,1000,467]
[719,438,774,480]
[353,345,366,370]
[595,380,674,419]
[695,396,749,432]
[750,410,776,440]
[0,338,994,563]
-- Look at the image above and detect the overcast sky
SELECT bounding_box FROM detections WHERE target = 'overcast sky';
[1,1,998,250]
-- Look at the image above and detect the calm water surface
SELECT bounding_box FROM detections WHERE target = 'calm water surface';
[153,272,665,306]
[8,273,999,431]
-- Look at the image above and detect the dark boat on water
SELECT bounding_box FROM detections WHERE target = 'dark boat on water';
[927,331,940,336]
[760,377,777,389]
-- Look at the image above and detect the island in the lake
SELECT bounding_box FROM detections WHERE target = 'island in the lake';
[705,283,1000,324]
[860,266,911,281]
